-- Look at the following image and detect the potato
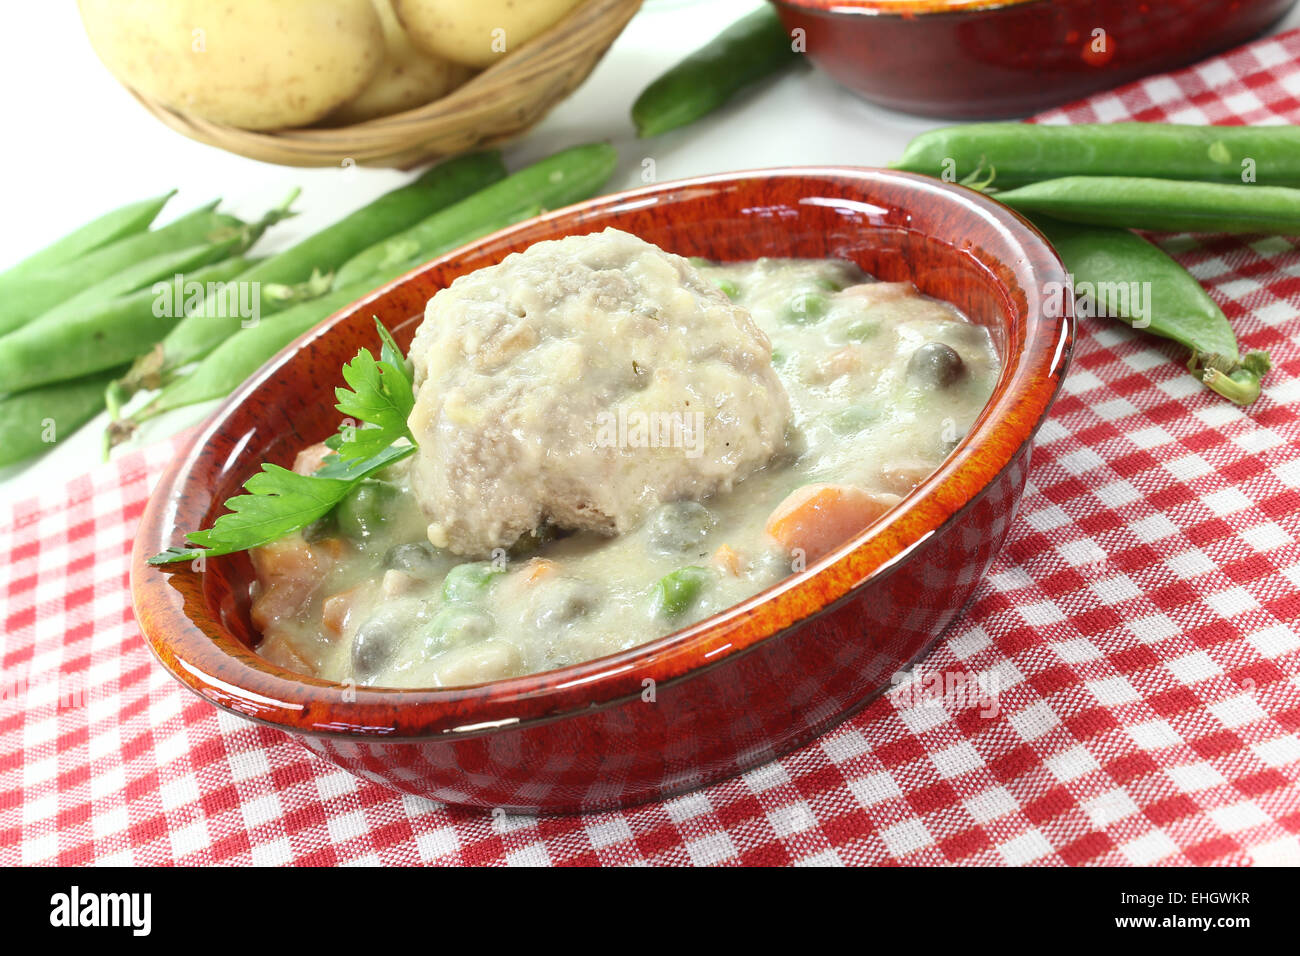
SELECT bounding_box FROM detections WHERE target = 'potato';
[78,0,386,130]
[393,0,584,69]
[327,0,472,125]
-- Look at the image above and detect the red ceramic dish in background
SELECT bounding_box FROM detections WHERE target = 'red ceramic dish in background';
[773,0,1297,118]
[132,169,1071,813]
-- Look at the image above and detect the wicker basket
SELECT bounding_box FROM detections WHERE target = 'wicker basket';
[125,0,644,168]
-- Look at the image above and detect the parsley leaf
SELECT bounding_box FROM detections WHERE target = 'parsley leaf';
[149,319,419,565]
[375,319,413,386]
[148,445,415,565]
[313,440,413,481]
[332,319,416,462]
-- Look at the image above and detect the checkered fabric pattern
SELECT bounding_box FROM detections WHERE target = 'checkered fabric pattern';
[5,33,1300,867]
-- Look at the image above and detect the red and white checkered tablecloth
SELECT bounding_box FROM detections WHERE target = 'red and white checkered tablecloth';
[5,34,1300,868]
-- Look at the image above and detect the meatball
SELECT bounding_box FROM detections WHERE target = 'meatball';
[406,228,791,556]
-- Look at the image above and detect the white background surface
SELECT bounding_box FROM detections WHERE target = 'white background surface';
[3,0,1299,500]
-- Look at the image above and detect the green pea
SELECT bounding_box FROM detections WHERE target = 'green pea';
[814,274,846,292]
[783,290,830,325]
[770,347,788,367]
[650,566,712,619]
[843,320,879,342]
[303,511,339,543]
[421,604,495,650]
[715,278,741,300]
[442,561,505,603]
[830,406,878,435]
[334,479,398,540]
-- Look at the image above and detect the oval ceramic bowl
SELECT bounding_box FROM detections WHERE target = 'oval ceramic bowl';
[773,0,1297,118]
[133,168,1071,813]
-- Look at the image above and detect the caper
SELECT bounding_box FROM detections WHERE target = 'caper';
[351,600,428,683]
[530,577,601,629]
[384,541,438,577]
[907,342,966,388]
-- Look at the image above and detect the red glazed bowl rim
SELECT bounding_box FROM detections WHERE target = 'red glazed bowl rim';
[774,0,1049,18]
[132,167,1071,740]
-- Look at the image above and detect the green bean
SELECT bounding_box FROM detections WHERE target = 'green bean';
[0,191,174,284]
[1037,217,1270,404]
[632,6,798,138]
[125,151,508,393]
[891,123,1300,189]
[0,201,249,336]
[649,565,712,619]
[998,176,1300,235]
[0,255,254,394]
[0,366,126,468]
[334,144,617,287]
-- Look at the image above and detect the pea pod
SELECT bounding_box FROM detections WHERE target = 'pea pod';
[115,250,421,433]
[333,144,617,287]
[632,6,799,138]
[120,198,547,435]
[0,254,255,394]
[892,123,1300,189]
[0,366,126,468]
[0,191,174,284]
[998,176,1300,235]
[19,231,248,338]
[1037,217,1270,404]
[0,201,251,336]
[122,151,508,395]
[120,280,386,430]
[649,566,713,619]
